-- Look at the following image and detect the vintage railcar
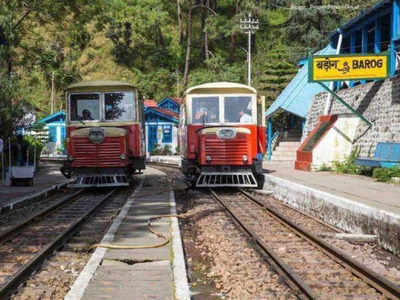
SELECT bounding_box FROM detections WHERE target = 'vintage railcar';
[179,82,266,188]
[61,80,146,187]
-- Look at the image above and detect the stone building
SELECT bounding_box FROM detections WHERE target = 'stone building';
[296,0,400,169]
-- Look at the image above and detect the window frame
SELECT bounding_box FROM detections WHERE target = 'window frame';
[188,93,256,125]
[68,91,136,123]
[103,91,136,123]
[68,92,102,123]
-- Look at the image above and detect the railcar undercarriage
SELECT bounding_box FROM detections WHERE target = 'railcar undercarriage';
[61,165,143,188]
[182,159,264,188]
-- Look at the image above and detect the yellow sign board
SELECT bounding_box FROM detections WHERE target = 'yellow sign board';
[309,53,390,82]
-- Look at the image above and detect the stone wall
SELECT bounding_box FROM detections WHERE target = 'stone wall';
[304,74,400,156]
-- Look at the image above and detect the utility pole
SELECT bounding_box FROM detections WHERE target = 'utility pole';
[50,71,55,114]
[176,69,180,97]
[240,13,259,86]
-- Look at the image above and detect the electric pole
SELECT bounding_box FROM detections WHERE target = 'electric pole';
[240,13,259,86]
[50,71,55,114]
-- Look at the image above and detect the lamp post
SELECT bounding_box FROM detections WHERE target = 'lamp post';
[240,13,259,86]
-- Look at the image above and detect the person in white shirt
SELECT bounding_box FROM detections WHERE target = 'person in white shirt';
[239,110,252,123]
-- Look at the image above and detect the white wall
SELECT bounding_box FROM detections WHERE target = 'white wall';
[311,114,361,170]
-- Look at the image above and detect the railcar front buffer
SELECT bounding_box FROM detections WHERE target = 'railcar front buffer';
[196,172,258,188]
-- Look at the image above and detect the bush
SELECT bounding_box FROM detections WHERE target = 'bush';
[22,135,44,166]
[151,144,162,155]
[373,167,400,182]
[332,148,372,176]
[161,145,172,155]
[318,164,332,172]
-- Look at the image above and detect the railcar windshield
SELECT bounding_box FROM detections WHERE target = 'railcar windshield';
[105,92,135,121]
[192,96,220,124]
[224,96,253,124]
[70,94,100,121]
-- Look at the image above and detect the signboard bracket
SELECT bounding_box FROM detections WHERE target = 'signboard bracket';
[317,82,372,127]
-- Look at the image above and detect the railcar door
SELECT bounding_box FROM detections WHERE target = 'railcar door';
[148,125,157,154]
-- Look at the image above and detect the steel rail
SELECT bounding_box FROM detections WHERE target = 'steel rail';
[240,189,400,300]
[0,189,117,299]
[0,189,84,244]
[147,161,180,169]
[209,189,316,300]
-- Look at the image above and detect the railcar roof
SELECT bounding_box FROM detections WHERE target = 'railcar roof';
[67,80,135,90]
[185,82,256,95]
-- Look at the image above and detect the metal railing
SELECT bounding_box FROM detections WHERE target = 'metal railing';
[267,130,281,160]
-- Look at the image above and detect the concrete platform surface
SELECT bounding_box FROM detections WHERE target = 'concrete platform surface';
[66,167,190,300]
[263,161,400,214]
[0,161,69,206]
[148,155,181,166]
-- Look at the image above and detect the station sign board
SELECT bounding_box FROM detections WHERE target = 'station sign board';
[309,53,390,82]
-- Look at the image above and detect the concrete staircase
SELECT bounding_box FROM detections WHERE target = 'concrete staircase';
[271,141,301,162]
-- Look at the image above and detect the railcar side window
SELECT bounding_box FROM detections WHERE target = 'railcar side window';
[224,96,253,124]
[192,97,219,124]
[104,92,135,121]
[70,94,100,121]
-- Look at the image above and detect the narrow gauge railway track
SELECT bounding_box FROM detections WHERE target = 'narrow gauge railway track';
[210,189,400,299]
[0,189,117,299]
[147,161,180,170]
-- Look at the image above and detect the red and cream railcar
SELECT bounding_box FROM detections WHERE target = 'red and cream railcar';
[61,80,146,187]
[179,82,266,188]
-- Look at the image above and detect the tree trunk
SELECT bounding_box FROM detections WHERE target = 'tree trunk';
[177,0,183,43]
[204,0,210,61]
[229,0,240,64]
[183,0,193,88]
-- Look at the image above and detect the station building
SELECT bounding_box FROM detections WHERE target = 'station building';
[267,0,400,170]
[144,97,181,156]
[35,111,67,158]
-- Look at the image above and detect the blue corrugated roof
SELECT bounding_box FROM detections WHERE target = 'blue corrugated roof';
[36,111,66,124]
[265,45,337,118]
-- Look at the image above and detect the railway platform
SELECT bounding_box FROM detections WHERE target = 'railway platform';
[0,161,70,210]
[65,167,190,300]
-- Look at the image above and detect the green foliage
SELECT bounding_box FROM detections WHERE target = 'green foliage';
[0,0,382,132]
[318,164,332,172]
[0,77,24,139]
[151,144,173,156]
[332,149,371,176]
[24,135,44,164]
[373,167,400,183]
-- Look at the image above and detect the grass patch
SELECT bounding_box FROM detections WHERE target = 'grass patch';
[373,167,400,182]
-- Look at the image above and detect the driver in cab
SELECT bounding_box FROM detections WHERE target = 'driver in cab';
[194,107,218,123]
[81,109,94,120]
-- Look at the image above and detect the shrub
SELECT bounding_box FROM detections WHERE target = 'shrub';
[161,145,172,155]
[332,148,372,176]
[23,135,44,165]
[373,167,400,182]
[318,164,332,172]
[151,144,162,155]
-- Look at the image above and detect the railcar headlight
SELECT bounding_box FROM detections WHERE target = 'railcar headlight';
[120,154,127,160]
[68,155,74,162]
[206,155,212,162]
[242,155,248,162]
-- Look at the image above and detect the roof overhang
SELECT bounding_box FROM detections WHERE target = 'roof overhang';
[185,82,257,95]
[66,80,136,93]
[329,0,392,45]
